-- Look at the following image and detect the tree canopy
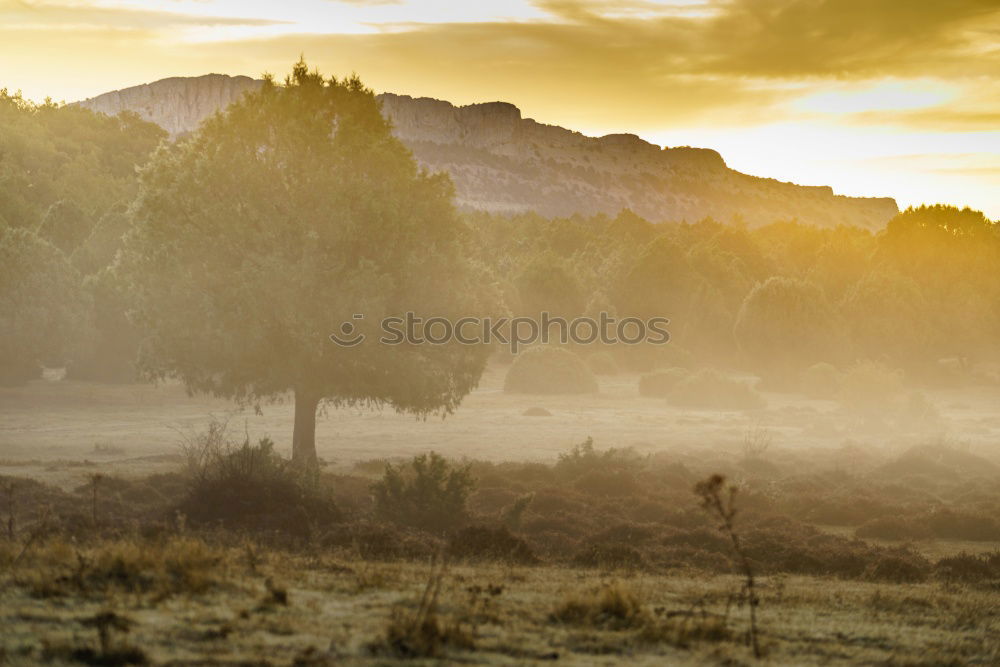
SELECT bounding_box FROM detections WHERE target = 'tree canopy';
[123,61,494,464]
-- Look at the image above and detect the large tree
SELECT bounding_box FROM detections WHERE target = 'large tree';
[123,62,494,464]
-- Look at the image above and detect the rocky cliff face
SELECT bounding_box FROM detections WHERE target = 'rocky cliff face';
[79,75,898,228]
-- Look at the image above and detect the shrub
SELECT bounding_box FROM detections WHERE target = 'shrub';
[573,543,645,570]
[667,370,765,410]
[855,516,933,541]
[921,509,1000,541]
[550,582,645,629]
[574,469,640,497]
[178,424,339,535]
[447,525,538,564]
[800,362,842,399]
[662,527,730,554]
[373,452,475,534]
[555,437,645,479]
[503,346,598,395]
[587,351,619,376]
[638,368,689,397]
[866,555,928,583]
[934,552,1000,582]
[19,535,225,598]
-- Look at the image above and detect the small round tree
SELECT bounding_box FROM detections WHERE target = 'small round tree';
[0,227,92,384]
[734,276,842,383]
[123,62,493,465]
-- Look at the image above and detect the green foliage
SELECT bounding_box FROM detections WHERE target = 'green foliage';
[122,61,494,463]
[0,90,164,231]
[503,346,598,395]
[373,452,475,533]
[0,227,92,384]
[877,205,1000,358]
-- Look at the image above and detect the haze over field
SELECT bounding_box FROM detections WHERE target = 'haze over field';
[2,3,1000,665]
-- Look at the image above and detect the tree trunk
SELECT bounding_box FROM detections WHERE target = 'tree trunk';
[291,389,320,467]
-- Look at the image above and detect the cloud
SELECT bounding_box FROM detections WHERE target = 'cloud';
[169,0,998,131]
[0,0,288,30]
[3,0,999,134]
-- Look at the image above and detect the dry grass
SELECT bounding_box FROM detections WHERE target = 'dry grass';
[1,532,998,664]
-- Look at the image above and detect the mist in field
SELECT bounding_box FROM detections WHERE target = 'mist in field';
[2,57,1000,665]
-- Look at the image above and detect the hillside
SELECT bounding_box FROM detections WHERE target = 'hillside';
[79,74,898,228]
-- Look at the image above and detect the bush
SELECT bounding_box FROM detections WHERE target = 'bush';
[447,525,538,564]
[550,582,645,628]
[586,351,619,376]
[866,555,928,583]
[855,516,933,541]
[555,437,645,478]
[179,427,339,535]
[573,543,645,570]
[373,452,475,534]
[934,552,1000,582]
[921,509,1000,541]
[19,535,225,598]
[800,362,841,399]
[503,346,598,395]
[667,370,765,410]
[638,368,689,397]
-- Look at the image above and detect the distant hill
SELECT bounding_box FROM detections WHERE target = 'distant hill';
[78,74,898,228]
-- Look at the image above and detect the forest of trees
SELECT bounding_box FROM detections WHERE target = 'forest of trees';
[2,66,999,452]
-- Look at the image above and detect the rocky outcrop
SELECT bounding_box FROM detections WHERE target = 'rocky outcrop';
[79,74,262,136]
[78,75,898,228]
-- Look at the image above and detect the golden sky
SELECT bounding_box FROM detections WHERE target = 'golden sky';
[2,0,998,217]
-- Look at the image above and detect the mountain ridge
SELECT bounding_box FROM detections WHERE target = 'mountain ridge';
[78,74,898,228]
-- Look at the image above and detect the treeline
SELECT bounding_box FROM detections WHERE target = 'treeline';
[1,85,998,388]
[467,205,1000,384]
[0,89,165,383]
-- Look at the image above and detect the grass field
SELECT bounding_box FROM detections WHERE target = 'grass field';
[3,537,999,665]
[3,367,1000,664]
